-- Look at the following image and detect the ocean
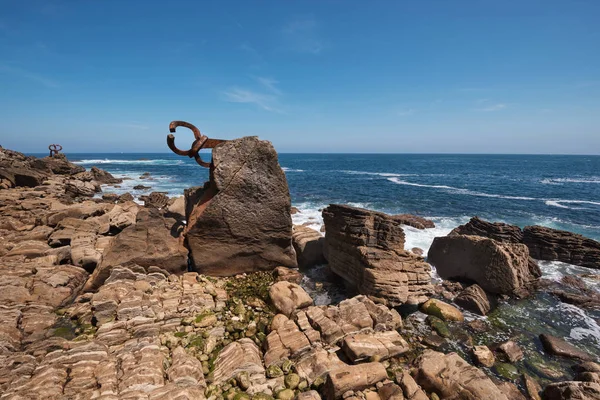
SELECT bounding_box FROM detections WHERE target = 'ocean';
[36,152,600,370]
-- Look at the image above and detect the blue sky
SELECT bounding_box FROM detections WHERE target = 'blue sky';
[0,1,599,154]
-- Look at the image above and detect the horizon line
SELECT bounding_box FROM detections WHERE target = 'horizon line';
[24,151,600,157]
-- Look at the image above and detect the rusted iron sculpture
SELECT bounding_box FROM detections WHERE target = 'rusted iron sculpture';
[48,144,63,157]
[167,121,226,167]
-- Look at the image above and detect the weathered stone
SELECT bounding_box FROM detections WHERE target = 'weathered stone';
[428,235,540,296]
[297,390,322,400]
[454,284,493,315]
[295,348,346,385]
[473,345,495,368]
[185,137,297,275]
[394,371,428,400]
[414,350,508,399]
[264,314,311,366]
[523,374,542,400]
[304,296,374,345]
[524,225,600,269]
[540,334,593,361]
[141,191,170,209]
[325,362,387,400]
[65,179,99,197]
[420,299,464,322]
[542,381,600,400]
[498,340,524,363]
[293,225,326,268]
[269,281,313,317]
[342,330,409,362]
[322,204,433,306]
[392,214,435,230]
[273,266,303,284]
[451,216,524,243]
[211,339,265,384]
[84,208,188,291]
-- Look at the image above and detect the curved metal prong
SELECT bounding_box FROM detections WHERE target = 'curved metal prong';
[169,120,202,140]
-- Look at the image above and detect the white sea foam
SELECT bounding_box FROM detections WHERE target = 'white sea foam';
[291,202,326,232]
[387,177,538,201]
[402,216,469,255]
[545,199,600,209]
[73,159,185,166]
[341,170,417,177]
[538,260,600,290]
[282,167,304,172]
[541,177,600,185]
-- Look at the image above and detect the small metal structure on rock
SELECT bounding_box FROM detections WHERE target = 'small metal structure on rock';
[166,120,227,167]
[48,144,63,157]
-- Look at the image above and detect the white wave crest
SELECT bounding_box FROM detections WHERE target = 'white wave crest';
[282,167,304,172]
[542,177,600,185]
[73,159,185,166]
[341,170,418,177]
[387,177,538,201]
[545,199,600,209]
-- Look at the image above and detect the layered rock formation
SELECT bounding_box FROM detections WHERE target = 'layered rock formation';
[452,216,600,269]
[292,225,326,268]
[185,136,297,275]
[428,235,540,296]
[524,225,600,269]
[322,204,433,306]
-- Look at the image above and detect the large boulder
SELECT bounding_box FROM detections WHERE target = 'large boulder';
[427,235,540,296]
[542,381,600,399]
[322,204,433,306]
[452,217,600,270]
[184,136,297,276]
[523,226,600,269]
[83,208,188,291]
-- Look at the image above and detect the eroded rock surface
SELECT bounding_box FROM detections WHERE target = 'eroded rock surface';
[185,136,297,275]
[428,234,540,296]
[322,204,433,306]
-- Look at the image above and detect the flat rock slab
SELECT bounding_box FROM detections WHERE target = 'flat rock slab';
[342,330,409,362]
[324,362,387,400]
[540,334,594,361]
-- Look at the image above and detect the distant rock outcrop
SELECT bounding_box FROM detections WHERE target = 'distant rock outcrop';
[184,136,297,276]
[322,204,433,306]
[427,235,540,296]
[393,214,435,229]
[523,225,600,269]
[451,216,523,243]
[451,216,600,270]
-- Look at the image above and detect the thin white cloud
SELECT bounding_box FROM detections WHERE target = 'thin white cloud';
[221,87,281,112]
[477,103,507,112]
[282,17,324,54]
[398,108,416,116]
[255,76,281,95]
[0,64,59,88]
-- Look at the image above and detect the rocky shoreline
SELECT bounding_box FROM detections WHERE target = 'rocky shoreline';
[1,144,599,400]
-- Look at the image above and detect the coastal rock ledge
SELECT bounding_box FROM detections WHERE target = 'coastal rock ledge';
[184,136,297,276]
[322,204,433,306]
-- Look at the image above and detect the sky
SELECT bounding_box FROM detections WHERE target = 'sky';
[0,1,599,154]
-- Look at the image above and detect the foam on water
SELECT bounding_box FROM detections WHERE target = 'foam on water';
[282,167,304,172]
[73,158,186,166]
[402,216,468,254]
[541,177,600,185]
[341,170,418,177]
